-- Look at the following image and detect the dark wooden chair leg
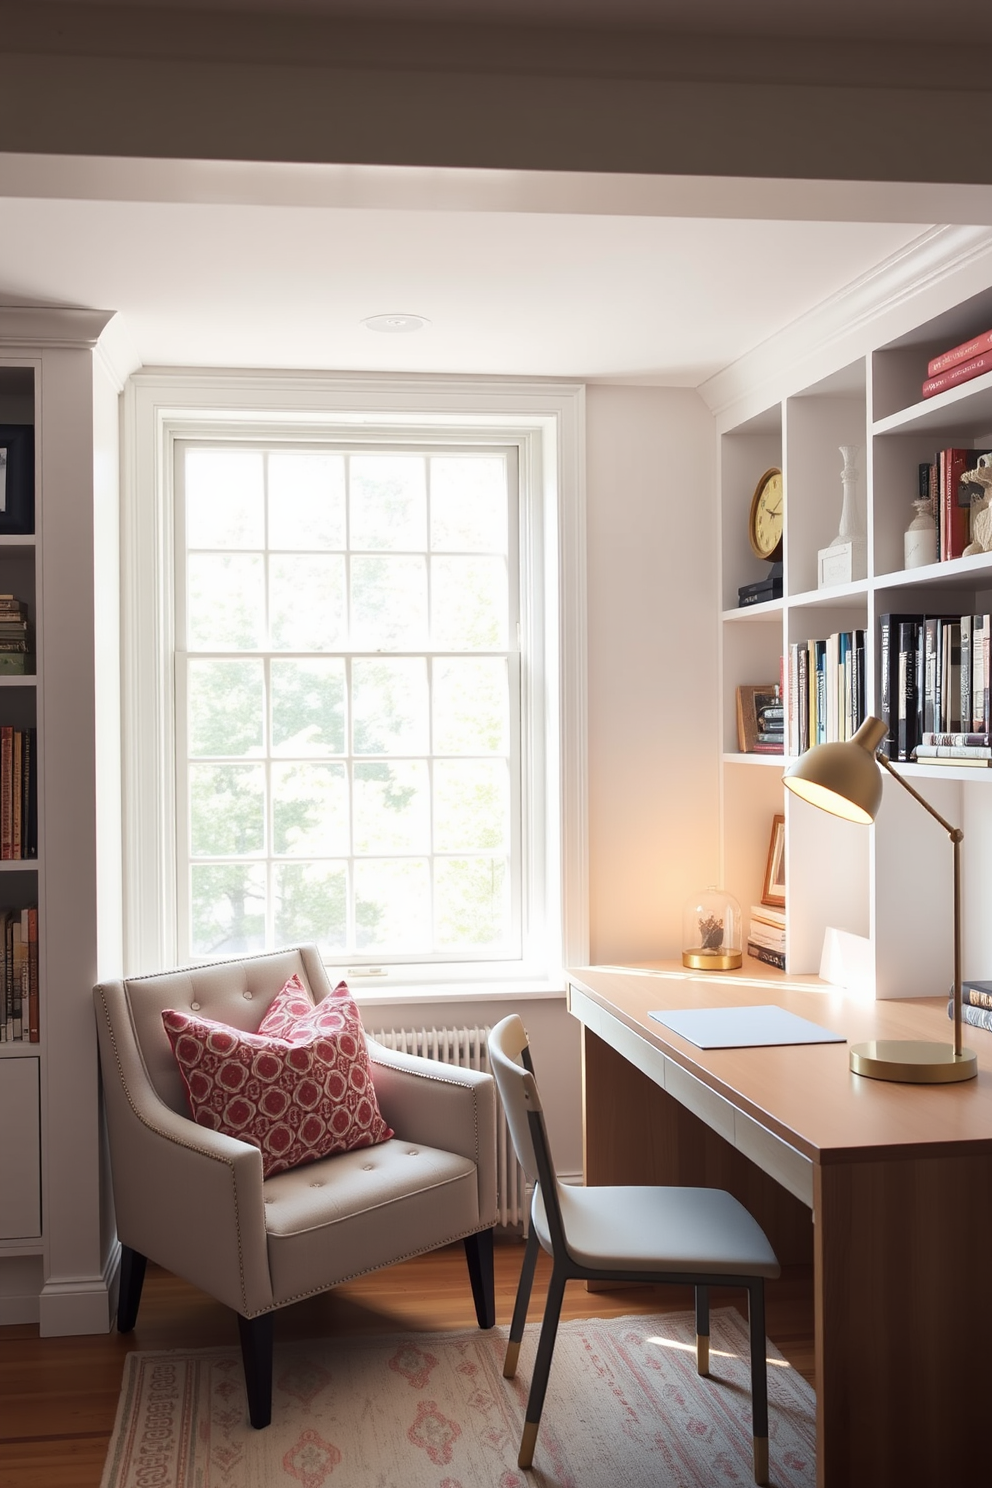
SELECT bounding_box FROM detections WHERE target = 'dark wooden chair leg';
[695,1283,710,1375]
[116,1245,147,1334]
[237,1311,274,1429]
[518,1266,567,1469]
[463,1226,496,1329]
[748,1281,770,1485]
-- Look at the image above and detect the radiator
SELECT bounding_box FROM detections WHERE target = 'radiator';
[367,1024,528,1229]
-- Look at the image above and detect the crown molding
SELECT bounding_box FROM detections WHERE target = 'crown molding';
[0,303,117,350]
[699,223,992,427]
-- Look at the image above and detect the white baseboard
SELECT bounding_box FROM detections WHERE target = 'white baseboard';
[0,1293,39,1325]
[38,1246,118,1337]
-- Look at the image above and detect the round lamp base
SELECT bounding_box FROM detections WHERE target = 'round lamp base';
[849,1039,978,1084]
[682,950,743,971]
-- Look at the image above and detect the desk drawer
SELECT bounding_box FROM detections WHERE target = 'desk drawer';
[571,983,814,1209]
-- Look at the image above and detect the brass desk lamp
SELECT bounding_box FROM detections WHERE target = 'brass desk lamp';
[783,715,977,1084]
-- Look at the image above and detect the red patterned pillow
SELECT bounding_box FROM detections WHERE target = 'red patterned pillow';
[162,975,393,1178]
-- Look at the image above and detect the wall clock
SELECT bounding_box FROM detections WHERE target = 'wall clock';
[748,467,784,562]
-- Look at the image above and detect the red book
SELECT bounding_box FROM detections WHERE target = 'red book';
[940,448,975,561]
[922,351,992,399]
[928,327,992,378]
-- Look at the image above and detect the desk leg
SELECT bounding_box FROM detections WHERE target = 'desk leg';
[814,1152,992,1488]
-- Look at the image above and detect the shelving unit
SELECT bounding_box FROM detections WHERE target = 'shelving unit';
[0,308,120,1332]
[0,363,41,1252]
[719,283,992,1001]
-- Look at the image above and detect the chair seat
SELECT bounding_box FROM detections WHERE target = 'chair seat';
[263,1138,481,1303]
[534,1181,781,1279]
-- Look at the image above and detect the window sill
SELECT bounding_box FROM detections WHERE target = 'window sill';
[350,977,568,1008]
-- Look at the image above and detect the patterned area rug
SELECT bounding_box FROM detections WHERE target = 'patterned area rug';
[100,1308,815,1487]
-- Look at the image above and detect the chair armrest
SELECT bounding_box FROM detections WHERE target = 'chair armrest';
[367,1040,498,1227]
[94,984,274,1316]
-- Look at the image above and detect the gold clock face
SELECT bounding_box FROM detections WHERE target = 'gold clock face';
[748,468,783,562]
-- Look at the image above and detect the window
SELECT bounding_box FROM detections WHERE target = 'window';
[123,374,586,993]
[177,442,520,964]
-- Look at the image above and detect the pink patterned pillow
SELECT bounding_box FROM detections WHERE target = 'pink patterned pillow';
[162,975,393,1178]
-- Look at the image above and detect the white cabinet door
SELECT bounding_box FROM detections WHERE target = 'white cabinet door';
[0,1057,41,1238]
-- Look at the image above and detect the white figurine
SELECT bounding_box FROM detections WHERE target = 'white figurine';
[962,453,992,556]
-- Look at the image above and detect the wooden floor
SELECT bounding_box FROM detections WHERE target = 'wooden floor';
[0,1237,814,1488]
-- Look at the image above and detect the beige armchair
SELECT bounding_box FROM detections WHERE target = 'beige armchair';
[94,945,498,1427]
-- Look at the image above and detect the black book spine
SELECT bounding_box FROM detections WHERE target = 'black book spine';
[898,619,920,762]
[748,941,786,971]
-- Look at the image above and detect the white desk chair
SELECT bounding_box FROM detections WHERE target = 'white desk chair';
[488,1013,781,1485]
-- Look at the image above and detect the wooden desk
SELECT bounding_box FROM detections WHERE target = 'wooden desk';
[568,964,992,1488]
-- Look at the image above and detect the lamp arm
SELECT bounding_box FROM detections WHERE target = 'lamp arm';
[877,753,963,1057]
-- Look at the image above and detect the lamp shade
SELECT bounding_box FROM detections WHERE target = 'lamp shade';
[782,716,887,823]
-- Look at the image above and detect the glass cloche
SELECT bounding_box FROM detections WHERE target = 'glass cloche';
[682,886,743,971]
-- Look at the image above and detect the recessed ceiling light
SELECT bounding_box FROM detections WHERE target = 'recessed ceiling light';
[362,313,430,334]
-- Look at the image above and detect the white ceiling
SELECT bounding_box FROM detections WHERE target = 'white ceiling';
[1,156,959,383]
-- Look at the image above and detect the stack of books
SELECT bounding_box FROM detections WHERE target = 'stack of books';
[915,733,992,767]
[747,905,785,970]
[949,979,992,1035]
[0,726,37,857]
[787,630,866,755]
[0,594,30,674]
[880,611,992,761]
[914,448,992,561]
[0,905,39,1042]
[923,328,992,400]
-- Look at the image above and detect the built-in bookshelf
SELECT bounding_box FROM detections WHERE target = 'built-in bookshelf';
[0,311,119,1332]
[0,364,42,1248]
[719,282,992,1002]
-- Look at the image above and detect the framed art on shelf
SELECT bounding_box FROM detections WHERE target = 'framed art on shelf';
[0,425,34,536]
[736,683,783,754]
[762,814,786,908]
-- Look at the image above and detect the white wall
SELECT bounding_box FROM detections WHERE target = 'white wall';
[360,385,718,1179]
[586,385,719,964]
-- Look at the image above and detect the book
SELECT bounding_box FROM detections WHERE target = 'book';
[922,732,990,746]
[915,743,992,757]
[27,905,38,1042]
[948,999,992,1033]
[939,621,962,733]
[747,941,786,970]
[961,980,992,1011]
[750,904,786,927]
[747,923,786,952]
[879,613,919,758]
[928,327,992,378]
[897,618,921,761]
[976,613,991,733]
[913,755,992,767]
[1,726,11,859]
[24,728,36,859]
[923,353,992,398]
[940,448,976,561]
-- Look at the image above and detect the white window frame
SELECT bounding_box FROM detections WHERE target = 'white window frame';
[121,371,587,997]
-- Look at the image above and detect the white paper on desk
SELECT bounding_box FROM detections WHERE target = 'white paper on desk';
[649,1005,845,1049]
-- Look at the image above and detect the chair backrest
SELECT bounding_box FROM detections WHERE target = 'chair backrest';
[95,944,332,1116]
[488,1015,570,1254]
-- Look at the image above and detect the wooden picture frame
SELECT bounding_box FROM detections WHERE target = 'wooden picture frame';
[762,813,786,907]
[0,426,34,536]
[736,683,783,754]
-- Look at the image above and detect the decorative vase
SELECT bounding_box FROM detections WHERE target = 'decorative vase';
[817,445,867,587]
[903,496,937,568]
[682,887,743,971]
